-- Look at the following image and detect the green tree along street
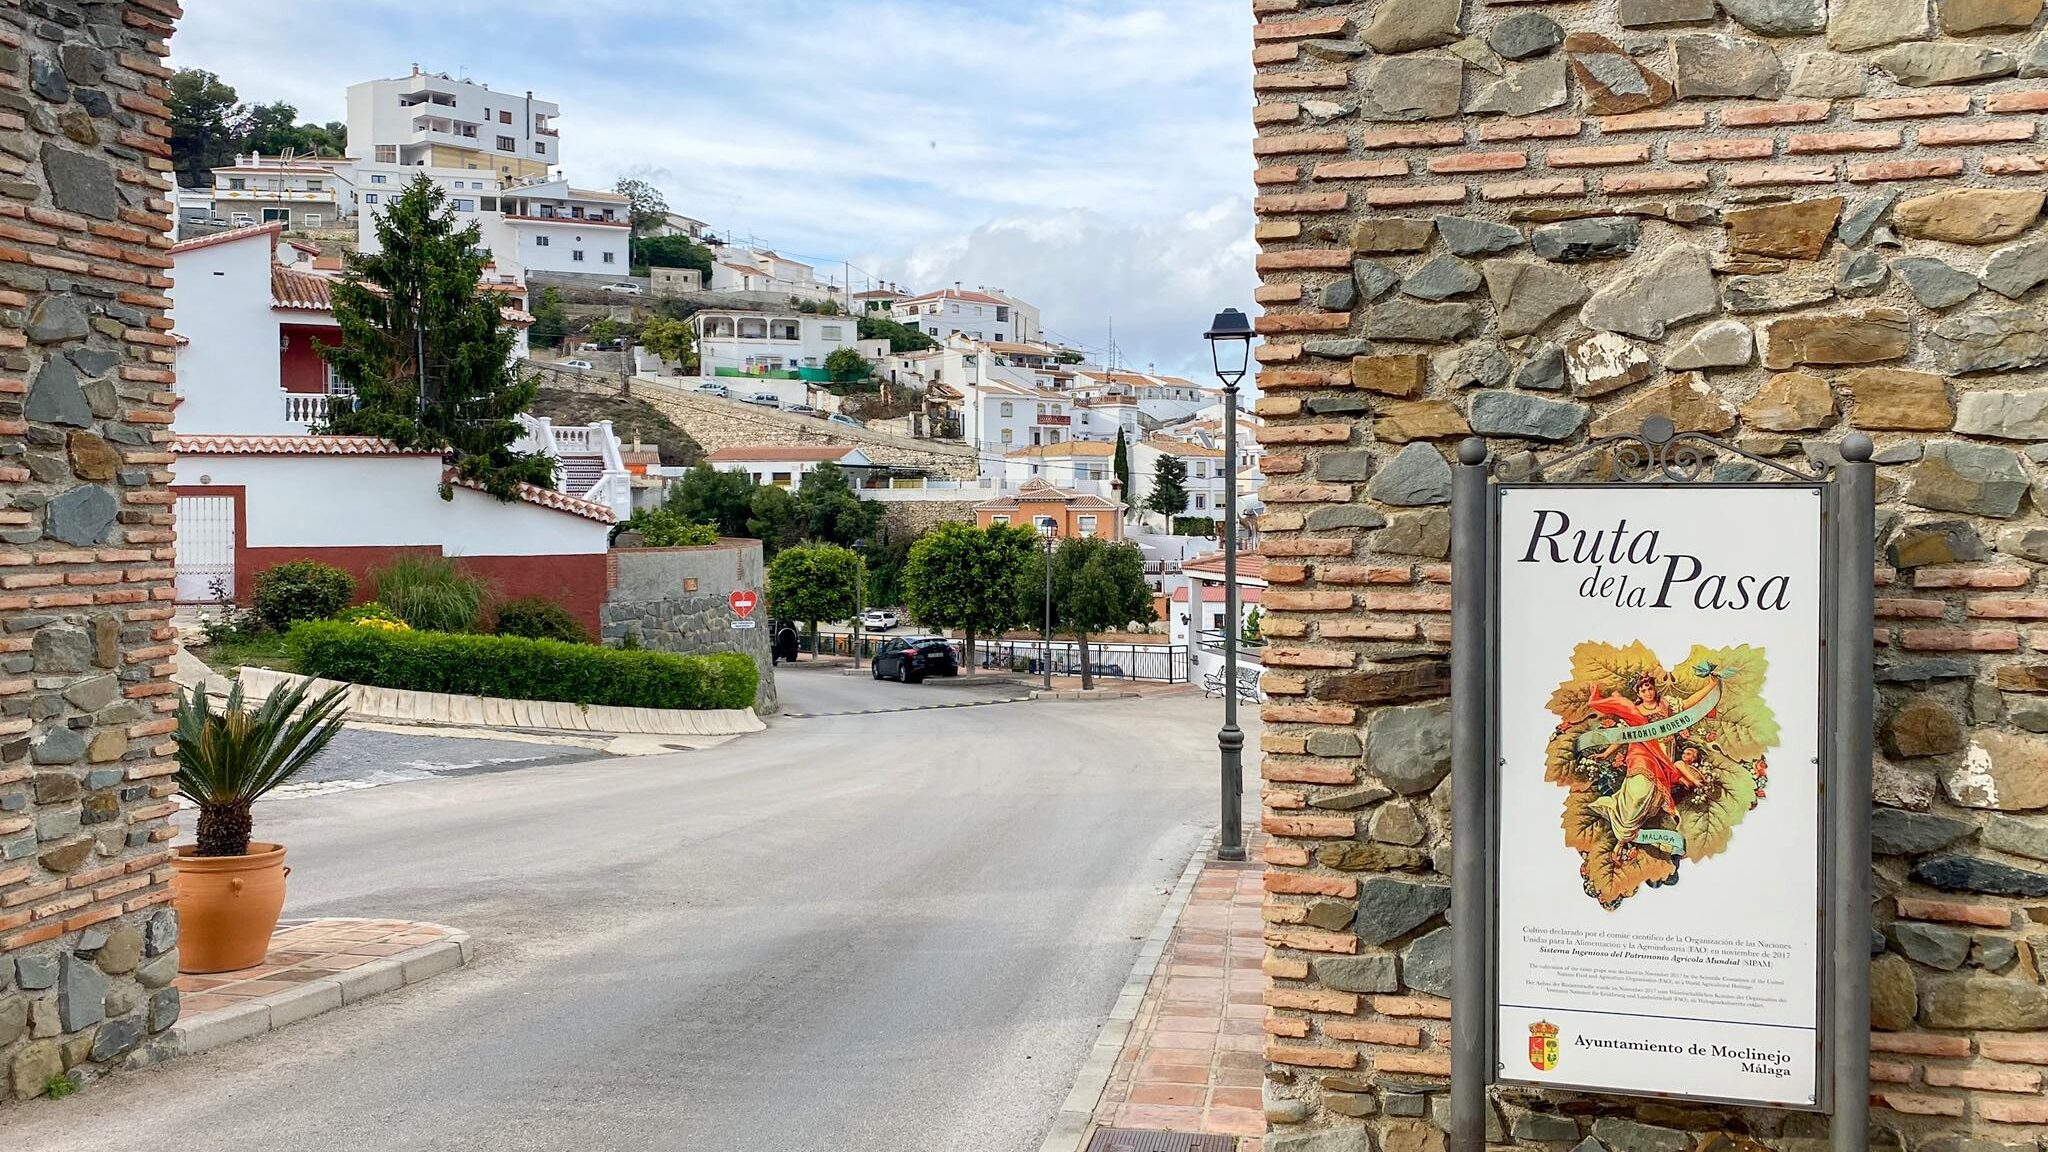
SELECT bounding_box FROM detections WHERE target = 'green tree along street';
[1023,537,1154,690]
[632,233,716,285]
[793,462,884,549]
[746,484,804,556]
[767,544,863,657]
[824,347,871,384]
[641,315,697,371]
[316,176,556,500]
[857,314,937,353]
[666,464,756,538]
[903,523,1037,675]
[1145,454,1189,521]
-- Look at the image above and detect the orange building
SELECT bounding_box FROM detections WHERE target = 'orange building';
[974,477,1125,542]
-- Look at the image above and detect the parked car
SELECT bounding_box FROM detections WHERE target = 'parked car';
[827,413,864,428]
[871,636,958,683]
[785,404,822,417]
[559,359,595,372]
[860,608,900,631]
[600,283,644,296]
[694,382,730,398]
[742,392,782,408]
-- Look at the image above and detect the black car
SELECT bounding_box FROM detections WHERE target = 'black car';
[871,636,958,683]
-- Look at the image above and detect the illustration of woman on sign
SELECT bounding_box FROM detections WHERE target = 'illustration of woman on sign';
[1583,670,1721,859]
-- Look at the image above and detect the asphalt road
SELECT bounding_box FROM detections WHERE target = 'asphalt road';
[10,666,1230,1152]
[277,727,609,795]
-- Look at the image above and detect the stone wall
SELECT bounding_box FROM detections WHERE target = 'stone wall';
[876,497,980,540]
[1,0,185,1100]
[527,363,984,478]
[1250,0,2048,1148]
[602,543,778,714]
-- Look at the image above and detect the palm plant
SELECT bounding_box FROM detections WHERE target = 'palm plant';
[175,679,350,857]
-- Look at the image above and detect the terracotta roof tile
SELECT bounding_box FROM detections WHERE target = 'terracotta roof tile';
[442,471,617,523]
[171,434,436,456]
[170,220,283,254]
[271,265,335,311]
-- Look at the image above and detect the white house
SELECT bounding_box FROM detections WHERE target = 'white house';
[1002,441,1118,493]
[1129,437,1229,527]
[889,287,1029,343]
[1069,368,1215,425]
[709,244,841,304]
[691,309,859,377]
[168,221,628,629]
[203,153,355,231]
[963,379,1080,460]
[353,163,502,257]
[346,66,560,180]
[705,446,877,489]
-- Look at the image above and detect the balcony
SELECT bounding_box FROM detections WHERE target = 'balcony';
[1036,414,1071,426]
[283,393,331,424]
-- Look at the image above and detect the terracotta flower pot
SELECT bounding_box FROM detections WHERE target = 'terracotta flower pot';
[171,843,289,974]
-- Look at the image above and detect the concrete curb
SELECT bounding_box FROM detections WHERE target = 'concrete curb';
[166,922,474,1059]
[1035,831,1216,1152]
[236,666,764,737]
[1030,688,1143,701]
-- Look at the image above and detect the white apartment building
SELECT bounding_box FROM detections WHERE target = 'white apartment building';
[1069,368,1215,425]
[963,379,1078,460]
[202,154,355,231]
[890,287,1030,343]
[691,309,860,376]
[353,163,501,254]
[347,67,560,180]
[487,179,630,275]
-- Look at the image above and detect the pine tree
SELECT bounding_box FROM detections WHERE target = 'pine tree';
[318,176,556,501]
[1112,428,1133,509]
[1145,454,1190,521]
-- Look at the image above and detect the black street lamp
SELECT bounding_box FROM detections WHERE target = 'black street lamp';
[1205,307,1254,863]
[1039,522,1058,691]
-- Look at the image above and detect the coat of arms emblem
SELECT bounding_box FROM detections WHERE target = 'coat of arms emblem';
[1528,1020,1560,1072]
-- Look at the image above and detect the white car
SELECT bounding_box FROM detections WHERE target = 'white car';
[694,382,730,398]
[860,609,900,631]
[742,392,782,408]
[600,283,644,296]
[559,359,595,372]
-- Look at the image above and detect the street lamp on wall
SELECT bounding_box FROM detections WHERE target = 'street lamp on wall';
[1204,307,1255,863]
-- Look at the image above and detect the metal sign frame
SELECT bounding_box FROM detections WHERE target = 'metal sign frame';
[1448,417,1874,1152]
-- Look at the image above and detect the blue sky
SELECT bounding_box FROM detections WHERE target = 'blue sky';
[172,0,1259,376]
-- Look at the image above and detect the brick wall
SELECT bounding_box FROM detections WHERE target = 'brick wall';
[2,0,184,1101]
[1249,0,2048,1148]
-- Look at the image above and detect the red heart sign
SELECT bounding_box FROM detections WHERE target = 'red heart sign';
[729,590,758,619]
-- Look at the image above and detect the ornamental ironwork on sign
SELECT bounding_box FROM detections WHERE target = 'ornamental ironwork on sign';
[1445,418,1876,1152]
[1505,415,1831,485]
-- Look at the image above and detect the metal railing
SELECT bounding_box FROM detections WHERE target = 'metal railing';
[978,639,1189,683]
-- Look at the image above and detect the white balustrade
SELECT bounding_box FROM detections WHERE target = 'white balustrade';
[283,393,330,424]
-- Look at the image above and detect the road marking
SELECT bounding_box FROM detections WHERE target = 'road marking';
[782,695,1035,719]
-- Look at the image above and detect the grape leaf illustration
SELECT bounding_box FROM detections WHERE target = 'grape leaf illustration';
[1569,640,1664,692]
[1675,758,1759,861]
[1674,644,1778,760]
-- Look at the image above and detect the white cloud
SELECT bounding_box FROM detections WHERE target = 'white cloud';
[167,0,1259,374]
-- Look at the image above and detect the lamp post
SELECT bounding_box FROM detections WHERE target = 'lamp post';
[1039,522,1057,691]
[851,537,866,665]
[1205,307,1254,863]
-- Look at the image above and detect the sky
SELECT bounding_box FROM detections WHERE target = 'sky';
[169,0,1260,378]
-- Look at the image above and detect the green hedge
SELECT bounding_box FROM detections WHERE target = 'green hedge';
[285,621,757,711]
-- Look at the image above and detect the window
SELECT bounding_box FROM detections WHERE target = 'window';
[950,303,960,314]
[375,145,397,163]
[1034,516,1058,533]
[453,199,474,212]
[534,141,546,155]
[1193,461,1206,478]
[1194,494,1207,510]
[362,194,378,205]
[602,251,615,264]
[1078,515,1098,537]
[820,325,842,340]
[772,472,793,486]
[226,177,245,190]
[927,326,938,336]
[497,135,516,151]
[480,196,497,211]
[534,235,549,247]
[369,174,386,184]
[1036,403,1046,417]
[499,109,513,124]
[999,401,1013,417]
[261,207,287,223]
[306,180,323,192]
[990,515,1010,526]
[572,250,584,262]
[304,214,322,228]
[1000,428,1014,446]
[325,360,354,397]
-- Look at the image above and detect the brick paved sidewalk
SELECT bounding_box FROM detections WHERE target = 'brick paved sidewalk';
[166,918,471,1058]
[1089,833,1269,1149]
